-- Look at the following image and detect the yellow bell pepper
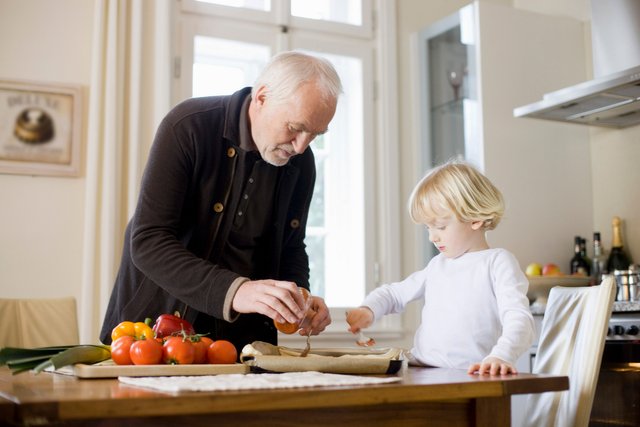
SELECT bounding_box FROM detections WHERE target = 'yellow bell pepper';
[111,320,154,342]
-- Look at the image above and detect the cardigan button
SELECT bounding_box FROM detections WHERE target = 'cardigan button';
[226,147,236,158]
[290,219,300,229]
[213,202,224,213]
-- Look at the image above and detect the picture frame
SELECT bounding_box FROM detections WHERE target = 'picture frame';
[0,79,82,177]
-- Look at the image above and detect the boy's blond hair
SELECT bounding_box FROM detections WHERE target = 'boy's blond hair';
[408,161,504,230]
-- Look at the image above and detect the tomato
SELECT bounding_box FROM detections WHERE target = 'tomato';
[163,336,195,365]
[207,340,238,364]
[274,288,310,334]
[191,336,214,364]
[130,338,163,365]
[111,320,154,342]
[110,335,135,365]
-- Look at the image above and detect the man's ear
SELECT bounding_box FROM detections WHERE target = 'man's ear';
[254,85,268,106]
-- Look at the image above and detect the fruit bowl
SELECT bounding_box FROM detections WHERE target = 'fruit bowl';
[527,275,591,306]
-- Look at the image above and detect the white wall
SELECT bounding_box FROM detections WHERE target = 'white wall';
[0,0,94,302]
[477,2,593,271]
[591,126,640,264]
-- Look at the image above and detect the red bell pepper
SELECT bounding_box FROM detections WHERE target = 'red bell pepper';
[152,312,196,338]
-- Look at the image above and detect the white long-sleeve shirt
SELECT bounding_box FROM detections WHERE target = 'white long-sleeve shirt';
[363,248,534,369]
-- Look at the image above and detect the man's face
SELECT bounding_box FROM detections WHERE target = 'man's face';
[250,82,337,166]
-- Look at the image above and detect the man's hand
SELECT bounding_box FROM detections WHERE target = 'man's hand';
[467,356,517,376]
[232,280,307,325]
[298,296,331,336]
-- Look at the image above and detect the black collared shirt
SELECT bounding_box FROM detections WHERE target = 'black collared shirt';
[219,95,279,279]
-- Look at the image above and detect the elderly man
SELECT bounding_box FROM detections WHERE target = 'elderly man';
[100,51,342,354]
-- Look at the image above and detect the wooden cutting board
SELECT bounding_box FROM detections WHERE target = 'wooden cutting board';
[52,359,248,378]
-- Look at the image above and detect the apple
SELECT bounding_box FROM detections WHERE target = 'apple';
[542,263,562,276]
[525,262,542,276]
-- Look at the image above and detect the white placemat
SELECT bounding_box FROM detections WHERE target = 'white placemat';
[118,371,401,392]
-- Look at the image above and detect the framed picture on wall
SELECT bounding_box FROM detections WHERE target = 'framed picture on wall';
[0,79,82,177]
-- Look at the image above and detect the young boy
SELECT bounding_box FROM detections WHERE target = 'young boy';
[347,161,534,375]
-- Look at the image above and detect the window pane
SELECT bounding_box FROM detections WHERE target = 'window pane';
[291,0,362,26]
[192,37,271,97]
[307,151,325,228]
[301,50,364,308]
[194,0,270,11]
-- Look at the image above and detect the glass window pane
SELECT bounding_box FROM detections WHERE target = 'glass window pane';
[192,37,271,97]
[301,50,364,308]
[307,151,325,228]
[194,0,270,12]
[291,0,362,26]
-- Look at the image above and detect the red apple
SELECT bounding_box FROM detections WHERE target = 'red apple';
[542,263,562,276]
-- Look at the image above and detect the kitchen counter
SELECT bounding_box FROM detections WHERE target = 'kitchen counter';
[0,365,567,427]
[530,300,640,315]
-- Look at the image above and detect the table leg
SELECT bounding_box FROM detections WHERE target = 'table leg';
[475,396,510,426]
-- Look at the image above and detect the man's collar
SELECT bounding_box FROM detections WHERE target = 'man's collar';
[238,95,258,152]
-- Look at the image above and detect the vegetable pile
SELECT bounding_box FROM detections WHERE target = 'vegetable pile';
[0,312,237,375]
[109,313,237,366]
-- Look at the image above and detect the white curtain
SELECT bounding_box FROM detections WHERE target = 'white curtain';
[80,0,171,344]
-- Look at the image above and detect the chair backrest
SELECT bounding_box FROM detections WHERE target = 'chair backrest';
[0,297,79,347]
[523,276,616,427]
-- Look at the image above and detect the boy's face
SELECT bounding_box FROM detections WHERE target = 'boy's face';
[425,215,487,259]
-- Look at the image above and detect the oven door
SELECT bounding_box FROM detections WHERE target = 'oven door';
[590,341,640,426]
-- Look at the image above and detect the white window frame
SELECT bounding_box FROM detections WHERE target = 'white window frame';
[181,0,372,38]
[173,0,404,345]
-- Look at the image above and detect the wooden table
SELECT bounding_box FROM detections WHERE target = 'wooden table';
[0,366,567,427]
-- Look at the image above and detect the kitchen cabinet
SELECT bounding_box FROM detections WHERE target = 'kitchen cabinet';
[414,4,480,260]
[414,4,478,172]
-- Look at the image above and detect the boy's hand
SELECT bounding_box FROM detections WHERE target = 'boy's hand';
[346,307,374,333]
[468,357,517,376]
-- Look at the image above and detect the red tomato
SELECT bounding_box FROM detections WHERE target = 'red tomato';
[110,335,135,365]
[191,336,214,364]
[207,340,238,364]
[163,336,195,365]
[130,338,163,365]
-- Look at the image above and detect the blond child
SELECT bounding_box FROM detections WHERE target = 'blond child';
[347,161,534,375]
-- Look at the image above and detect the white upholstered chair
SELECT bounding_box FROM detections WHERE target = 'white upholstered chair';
[0,297,79,347]
[523,275,616,427]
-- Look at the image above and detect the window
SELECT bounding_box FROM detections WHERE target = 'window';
[175,0,400,339]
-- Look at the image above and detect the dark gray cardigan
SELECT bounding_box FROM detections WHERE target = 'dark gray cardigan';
[99,87,315,346]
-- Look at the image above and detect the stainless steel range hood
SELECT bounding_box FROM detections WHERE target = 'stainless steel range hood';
[513,66,640,128]
[514,0,640,128]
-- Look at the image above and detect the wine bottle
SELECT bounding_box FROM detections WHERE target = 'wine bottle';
[580,237,591,271]
[591,232,606,285]
[606,216,631,272]
[570,235,590,276]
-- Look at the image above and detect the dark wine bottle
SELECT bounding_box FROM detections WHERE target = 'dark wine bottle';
[570,235,590,276]
[591,232,606,285]
[580,237,591,271]
[606,216,631,273]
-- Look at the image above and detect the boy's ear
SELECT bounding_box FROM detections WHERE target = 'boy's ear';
[471,220,485,230]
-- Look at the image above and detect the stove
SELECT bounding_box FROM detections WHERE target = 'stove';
[591,301,640,426]
[607,309,640,341]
